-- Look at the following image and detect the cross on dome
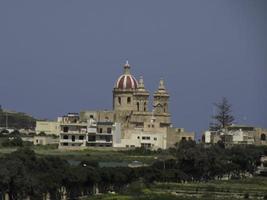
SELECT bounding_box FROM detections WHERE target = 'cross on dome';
[124,60,131,74]
[125,60,130,66]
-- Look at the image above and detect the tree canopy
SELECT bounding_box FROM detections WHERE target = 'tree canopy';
[211,97,235,130]
[0,142,266,199]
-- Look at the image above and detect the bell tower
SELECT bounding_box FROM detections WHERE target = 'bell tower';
[134,76,149,112]
[153,79,170,115]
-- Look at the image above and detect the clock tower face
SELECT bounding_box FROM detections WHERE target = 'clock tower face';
[155,104,163,114]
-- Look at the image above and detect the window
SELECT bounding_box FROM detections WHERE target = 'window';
[261,134,266,141]
[164,103,167,113]
[79,135,84,140]
[63,126,69,132]
[72,135,75,141]
[144,102,147,112]
[106,135,112,142]
[141,143,151,148]
[99,128,103,133]
[154,137,157,141]
[90,115,94,119]
[137,102,140,111]
[152,125,154,128]
[127,97,131,104]
[148,125,150,128]
[182,137,186,141]
[137,136,140,139]
[63,135,68,140]
[142,136,150,140]
[118,97,121,105]
[63,143,68,146]
[107,127,112,133]
[99,135,106,140]
[88,135,96,141]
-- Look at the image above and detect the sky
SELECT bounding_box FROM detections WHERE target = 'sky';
[0,0,266,138]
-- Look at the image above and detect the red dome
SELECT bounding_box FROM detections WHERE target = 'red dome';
[115,61,138,90]
[116,74,138,90]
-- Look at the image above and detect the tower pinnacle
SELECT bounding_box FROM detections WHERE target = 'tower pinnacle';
[159,78,165,90]
[138,76,145,89]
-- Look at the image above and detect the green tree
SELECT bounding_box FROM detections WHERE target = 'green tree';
[212,97,235,129]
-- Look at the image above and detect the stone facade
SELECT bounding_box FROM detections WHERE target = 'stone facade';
[79,61,194,149]
[203,125,267,146]
[35,121,60,135]
[37,61,195,149]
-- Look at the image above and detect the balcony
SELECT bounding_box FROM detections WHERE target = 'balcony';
[60,139,85,143]
[60,122,88,126]
[61,131,87,135]
[96,140,112,143]
[96,132,113,135]
[87,128,97,133]
[87,140,112,144]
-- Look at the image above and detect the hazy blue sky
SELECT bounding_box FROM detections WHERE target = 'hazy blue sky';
[0,0,266,137]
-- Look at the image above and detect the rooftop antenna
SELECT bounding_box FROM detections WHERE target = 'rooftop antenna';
[5,112,8,129]
[213,104,215,125]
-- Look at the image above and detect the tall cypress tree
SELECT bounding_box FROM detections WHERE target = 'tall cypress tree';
[211,97,235,129]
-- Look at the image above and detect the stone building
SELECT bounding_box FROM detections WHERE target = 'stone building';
[38,61,195,149]
[203,124,267,146]
[35,120,60,136]
[78,61,194,149]
[58,114,118,149]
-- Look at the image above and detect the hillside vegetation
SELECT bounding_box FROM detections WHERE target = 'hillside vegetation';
[0,109,36,129]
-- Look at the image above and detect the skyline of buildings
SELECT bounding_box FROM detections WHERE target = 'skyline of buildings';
[35,61,195,149]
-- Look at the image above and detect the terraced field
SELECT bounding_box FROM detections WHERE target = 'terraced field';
[85,177,267,200]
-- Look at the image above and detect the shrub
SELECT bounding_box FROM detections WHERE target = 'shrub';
[2,137,23,147]
[0,129,9,134]
[244,193,249,199]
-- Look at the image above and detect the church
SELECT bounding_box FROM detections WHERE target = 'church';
[37,61,195,149]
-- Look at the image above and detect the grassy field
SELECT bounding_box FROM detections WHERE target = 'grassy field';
[0,146,158,164]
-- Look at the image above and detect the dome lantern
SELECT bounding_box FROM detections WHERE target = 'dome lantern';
[115,61,138,90]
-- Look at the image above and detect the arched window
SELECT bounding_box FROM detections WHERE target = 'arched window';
[164,103,167,113]
[118,97,121,105]
[127,97,131,104]
[144,102,146,112]
[261,134,266,141]
[137,102,140,111]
